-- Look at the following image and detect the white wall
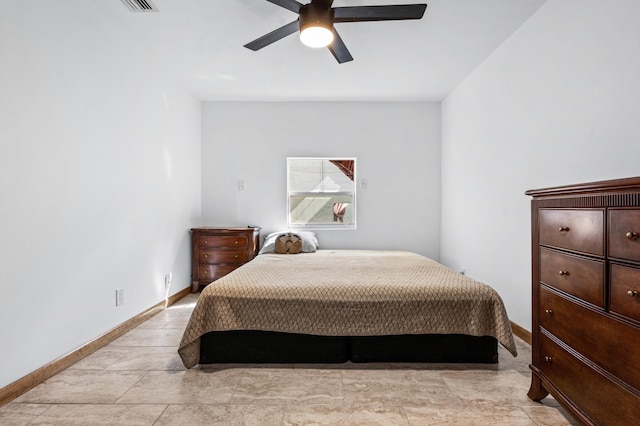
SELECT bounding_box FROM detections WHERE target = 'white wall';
[441,0,640,330]
[201,102,441,259]
[0,2,201,387]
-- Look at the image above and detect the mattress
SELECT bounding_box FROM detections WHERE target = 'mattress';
[178,250,518,368]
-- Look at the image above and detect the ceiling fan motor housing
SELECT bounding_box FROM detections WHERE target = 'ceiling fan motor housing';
[299,3,335,33]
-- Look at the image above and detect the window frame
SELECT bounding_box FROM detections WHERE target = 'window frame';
[286,157,357,230]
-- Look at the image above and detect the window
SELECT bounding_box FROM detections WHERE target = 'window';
[287,157,356,229]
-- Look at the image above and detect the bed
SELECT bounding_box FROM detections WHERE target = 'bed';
[178,250,518,367]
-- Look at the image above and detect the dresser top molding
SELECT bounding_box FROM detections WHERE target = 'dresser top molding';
[526,176,640,199]
[191,227,261,231]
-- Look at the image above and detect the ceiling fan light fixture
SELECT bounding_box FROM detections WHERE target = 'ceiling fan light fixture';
[299,4,334,48]
[300,25,334,48]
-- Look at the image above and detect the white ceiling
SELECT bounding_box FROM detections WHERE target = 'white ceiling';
[106,0,547,101]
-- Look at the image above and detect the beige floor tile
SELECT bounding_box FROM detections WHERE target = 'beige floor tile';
[108,328,183,347]
[154,404,285,426]
[341,368,440,382]
[231,369,344,405]
[440,370,539,408]
[70,346,134,370]
[117,369,242,404]
[404,405,539,426]
[14,370,146,404]
[0,403,50,426]
[75,346,186,371]
[283,404,410,426]
[520,405,581,426]
[136,312,191,330]
[342,374,460,408]
[28,403,166,426]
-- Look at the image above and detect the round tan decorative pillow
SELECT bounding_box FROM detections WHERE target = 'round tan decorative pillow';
[275,233,303,254]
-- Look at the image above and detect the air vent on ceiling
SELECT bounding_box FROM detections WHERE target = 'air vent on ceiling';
[120,0,158,12]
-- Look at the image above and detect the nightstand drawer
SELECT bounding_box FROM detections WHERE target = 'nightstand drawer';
[198,264,238,282]
[539,209,604,256]
[610,263,640,323]
[540,247,605,307]
[609,209,640,262]
[199,249,247,264]
[200,235,248,249]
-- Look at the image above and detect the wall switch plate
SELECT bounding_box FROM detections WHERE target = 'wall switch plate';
[116,288,124,306]
[165,273,172,290]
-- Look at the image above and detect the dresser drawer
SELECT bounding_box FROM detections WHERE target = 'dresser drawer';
[540,247,605,307]
[539,332,640,426]
[539,209,604,256]
[540,285,640,392]
[199,249,247,264]
[610,263,640,323]
[198,264,238,282]
[199,235,248,249]
[609,209,640,262]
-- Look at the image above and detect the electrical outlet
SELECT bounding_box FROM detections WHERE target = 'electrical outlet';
[165,273,172,290]
[115,288,124,306]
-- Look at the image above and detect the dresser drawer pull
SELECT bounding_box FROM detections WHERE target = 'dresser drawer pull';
[545,309,553,315]
[235,254,239,258]
[544,356,553,363]
[204,270,208,274]
[629,290,638,297]
[626,231,638,240]
[558,226,570,232]
[235,240,239,244]
[204,254,208,258]
[558,270,569,276]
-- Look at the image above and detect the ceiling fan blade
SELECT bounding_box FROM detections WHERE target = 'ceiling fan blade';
[310,0,334,7]
[266,0,304,14]
[244,20,300,51]
[333,4,427,22]
[328,29,353,64]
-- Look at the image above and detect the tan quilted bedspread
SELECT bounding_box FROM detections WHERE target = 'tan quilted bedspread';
[178,250,517,367]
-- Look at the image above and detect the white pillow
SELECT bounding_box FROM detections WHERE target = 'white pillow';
[260,231,319,254]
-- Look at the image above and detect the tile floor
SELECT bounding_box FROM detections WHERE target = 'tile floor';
[0,293,579,425]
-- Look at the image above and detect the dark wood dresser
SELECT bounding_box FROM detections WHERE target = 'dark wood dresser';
[526,177,640,425]
[191,227,260,292]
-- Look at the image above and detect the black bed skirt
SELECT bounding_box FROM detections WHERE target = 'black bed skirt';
[199,330,498,364]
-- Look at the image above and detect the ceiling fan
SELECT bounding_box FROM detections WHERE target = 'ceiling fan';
[244,0,428,64]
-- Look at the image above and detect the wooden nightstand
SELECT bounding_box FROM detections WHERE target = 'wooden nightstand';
[191,227,260,292]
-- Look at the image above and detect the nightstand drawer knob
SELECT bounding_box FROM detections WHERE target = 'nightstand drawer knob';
[626,231,638,240]
[235,254,238,258]
[235,240,239,244]
[204,254,208,258]
[204,271,208,274]
[545,356,553,363]
[545,309,553,315]
[558,226,570,232]
[558,270,569,276]
[628,290,638,297]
